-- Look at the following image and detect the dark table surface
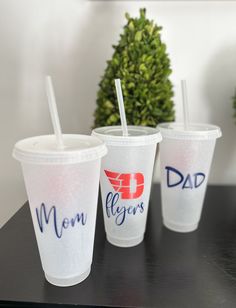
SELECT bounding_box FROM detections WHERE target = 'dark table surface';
[1,184,236,308]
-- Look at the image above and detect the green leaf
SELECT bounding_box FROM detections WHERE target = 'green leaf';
[135,31,143,42]
[125,13,130,20]
[140,8,146,19]
[104,100,113,109]
[139,63,147,72]
[128,21,135,31]
[145,24,154,35]
[233,88,236,120]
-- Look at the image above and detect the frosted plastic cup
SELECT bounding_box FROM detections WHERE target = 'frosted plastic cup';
[13,134,107,287]
[158,123,222,233]
[92,126,162,247]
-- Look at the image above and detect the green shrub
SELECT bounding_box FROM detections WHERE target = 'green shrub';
[94,8,175,128]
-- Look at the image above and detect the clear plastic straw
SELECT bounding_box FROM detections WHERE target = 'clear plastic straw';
[45,76,64,149]
[181,80,190,130]
[115,79,128,136]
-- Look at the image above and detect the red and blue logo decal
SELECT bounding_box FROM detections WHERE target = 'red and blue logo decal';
[105,170,144,199]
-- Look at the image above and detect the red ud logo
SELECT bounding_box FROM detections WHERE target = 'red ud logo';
[105,170,144,199]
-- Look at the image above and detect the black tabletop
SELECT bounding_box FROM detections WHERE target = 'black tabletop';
[0,185,236,307]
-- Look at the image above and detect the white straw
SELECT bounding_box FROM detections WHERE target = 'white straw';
[115,79,128,136]
[45,76,64,149]
[181,80,190,131]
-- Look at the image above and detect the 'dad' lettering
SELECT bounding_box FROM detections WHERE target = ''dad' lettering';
[165,166,206,189]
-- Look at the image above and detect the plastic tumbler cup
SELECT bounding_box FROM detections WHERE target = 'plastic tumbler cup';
[158,123,222,233]
[13,134,107,286]
[92,126,162,247]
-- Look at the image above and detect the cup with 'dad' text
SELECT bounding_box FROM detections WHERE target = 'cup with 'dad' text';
[92,126,162,247]
[158,123,222,233]
[13,134,107,287]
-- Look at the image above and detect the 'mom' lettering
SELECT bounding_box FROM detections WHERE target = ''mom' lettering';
[166,166,206,189]
[36,203,87,239]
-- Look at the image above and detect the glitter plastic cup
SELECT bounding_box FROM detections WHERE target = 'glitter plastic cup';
[92,126,162,247]
[13,134,107,286]
[158,123,222,233]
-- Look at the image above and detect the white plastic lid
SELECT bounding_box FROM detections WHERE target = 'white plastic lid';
[92,126,162,146]
[158,122,222,140]
[13,134,107,165]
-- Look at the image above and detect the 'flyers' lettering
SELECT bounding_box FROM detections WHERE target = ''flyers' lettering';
[105,170,144,199]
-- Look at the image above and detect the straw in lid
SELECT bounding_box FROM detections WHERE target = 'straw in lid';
[92,126,162,146]
[13,134,107,164]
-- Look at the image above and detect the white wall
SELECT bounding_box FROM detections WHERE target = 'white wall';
[1,0,236,227]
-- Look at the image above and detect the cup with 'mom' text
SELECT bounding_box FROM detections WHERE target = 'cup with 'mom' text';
[13,134,107,286]
[92,126,162,247]
[158,123,222,233]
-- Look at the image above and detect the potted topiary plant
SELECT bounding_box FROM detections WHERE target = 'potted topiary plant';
[94,8,175,128]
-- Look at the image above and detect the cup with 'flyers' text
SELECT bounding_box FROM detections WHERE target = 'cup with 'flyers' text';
[92,125,162,247]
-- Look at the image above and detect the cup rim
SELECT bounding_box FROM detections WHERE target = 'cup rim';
[157,122,222,140]
[92,125,162,146]
[13,134,107,165]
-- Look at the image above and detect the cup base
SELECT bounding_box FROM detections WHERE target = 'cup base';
[163,219,198,233]
[106,234,144,247]
[45,266,91,287]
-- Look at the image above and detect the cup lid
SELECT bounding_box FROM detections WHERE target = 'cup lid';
[13,134,107,164]
[157,122,222,140]
[92,126,162,146]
